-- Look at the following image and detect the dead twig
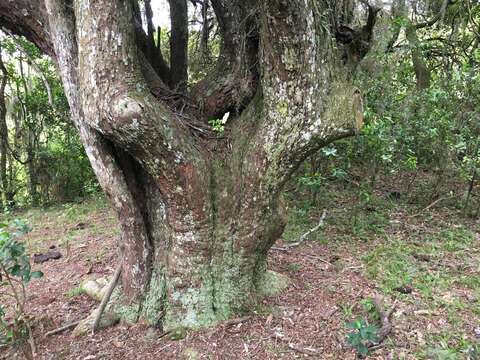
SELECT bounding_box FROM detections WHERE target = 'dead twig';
[272,333,319,356]
[45,321,80,337]
[26,321,37,357]
[304,254,333,267]
[321,306,338,320]
[272,210,327,250]
[368,344,384,352]
[92,264,122,333]
[222,316,251,328]
[370,296,397,346]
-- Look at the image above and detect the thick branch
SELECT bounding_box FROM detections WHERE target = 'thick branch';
[168,0,189,92]
[335,1,381,68]
[361,2,381,42]
[191,0,259,119]
[406,23,431,90]
[0,0,53,56]
[386,0,406,53]
[200,0,210,56]
[234,0,363,194]
[415,0,450,29]
[74,0,204,189]
[45,0,153,301]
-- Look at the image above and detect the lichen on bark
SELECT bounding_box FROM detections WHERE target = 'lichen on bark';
[0,0,378,331]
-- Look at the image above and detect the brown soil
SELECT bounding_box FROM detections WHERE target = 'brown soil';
[1,185,479,360]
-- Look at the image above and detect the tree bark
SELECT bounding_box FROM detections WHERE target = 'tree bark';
[0,41,8,209]
[406,24,432,90]
[0,0,377,331]
[168,0,189,92]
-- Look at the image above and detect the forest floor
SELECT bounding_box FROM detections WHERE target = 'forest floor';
[1,176,479,360]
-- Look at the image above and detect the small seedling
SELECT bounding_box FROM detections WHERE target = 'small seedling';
[208,112,229,134]
[346,318,379,357]
[0,220,43,358]
[339,302,355,317]
[286,263,302,272]
[64,285,85,299]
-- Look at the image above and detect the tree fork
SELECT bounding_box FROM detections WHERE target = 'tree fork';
[0,0,379,331]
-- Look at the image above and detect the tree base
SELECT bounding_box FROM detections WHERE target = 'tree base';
[77,269,290,334]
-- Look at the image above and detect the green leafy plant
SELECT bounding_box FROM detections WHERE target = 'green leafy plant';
[346,318,379,357]
[208,118,225,133]
[286,262,302,273]
[64,285,85,299]
[208,112,230,134]
[0,219,43,359]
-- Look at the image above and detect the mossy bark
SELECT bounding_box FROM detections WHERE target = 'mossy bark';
[0,0,378,331]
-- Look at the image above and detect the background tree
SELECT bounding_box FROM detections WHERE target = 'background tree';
[300,0,480,215]
[0,34,96,208]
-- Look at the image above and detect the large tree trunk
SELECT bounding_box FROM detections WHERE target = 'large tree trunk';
[0,0,376,331]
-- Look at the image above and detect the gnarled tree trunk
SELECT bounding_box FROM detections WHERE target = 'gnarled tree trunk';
[0,0,376,331]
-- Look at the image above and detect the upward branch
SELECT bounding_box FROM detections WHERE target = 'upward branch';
[168,0,189,92]
[191,0,259,118]
[234,0,375,192]
[73,0,202,186]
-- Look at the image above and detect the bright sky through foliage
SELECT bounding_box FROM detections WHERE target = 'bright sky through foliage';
[151,0,170,28]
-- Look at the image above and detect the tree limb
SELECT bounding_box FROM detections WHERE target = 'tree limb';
[46,0,154,301]
[141,0,171,82]
[415,0,450,29]
[191,0,259,119]
[168,0,189,92]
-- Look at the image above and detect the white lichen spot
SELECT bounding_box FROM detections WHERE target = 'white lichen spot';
[301,132,312,142]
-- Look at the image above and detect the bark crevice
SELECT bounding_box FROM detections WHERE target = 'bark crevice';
[0,0,379,331]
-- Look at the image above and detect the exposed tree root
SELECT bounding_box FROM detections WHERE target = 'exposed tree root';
[370,296,397,347]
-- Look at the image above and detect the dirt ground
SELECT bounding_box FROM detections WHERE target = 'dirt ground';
[1,184,479,360]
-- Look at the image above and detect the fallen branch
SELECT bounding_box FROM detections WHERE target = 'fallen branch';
[92,264,122,333]
[272,210,327,250]
[370,296,397,346]
[409,197,446,218]
[45,321,80,337]
[45,267,123,337]
[222,316,251,328]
